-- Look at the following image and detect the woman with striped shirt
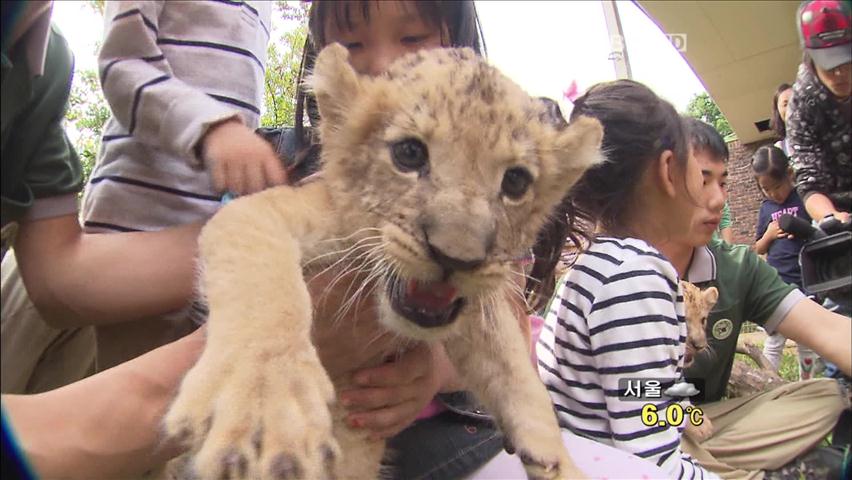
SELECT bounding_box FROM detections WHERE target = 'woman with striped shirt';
[536,80,721,479]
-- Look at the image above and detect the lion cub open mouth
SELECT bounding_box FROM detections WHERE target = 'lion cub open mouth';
[387,278,466,328]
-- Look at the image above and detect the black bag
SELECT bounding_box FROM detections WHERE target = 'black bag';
[255,127,321,183]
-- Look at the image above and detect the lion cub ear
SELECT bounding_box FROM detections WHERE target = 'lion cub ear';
[550,114,606,180]
[701,286,719,308]
[306,43,363,126]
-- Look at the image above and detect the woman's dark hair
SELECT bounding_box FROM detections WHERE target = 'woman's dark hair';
[751,145,790,182]
[802,50,816,74]
[566,79,690,235]
[770,83,792,139]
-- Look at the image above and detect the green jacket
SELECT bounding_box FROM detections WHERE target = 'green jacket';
[684,239,802,403]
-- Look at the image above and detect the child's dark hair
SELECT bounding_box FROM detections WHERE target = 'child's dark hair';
[565,79,690,234]
[683,117,728,163]
[307,1,485,55]
[751,145,790,181]
[293,1,486,156]
[770,83,792,139]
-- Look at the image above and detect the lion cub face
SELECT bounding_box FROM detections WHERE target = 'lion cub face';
[308,44,603,340]
[680,281,718,367]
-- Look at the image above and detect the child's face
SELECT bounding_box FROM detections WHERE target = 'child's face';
[324,1,448,77]
[689,149,728,244]
[757,172,794,204]
[777,88,793,123]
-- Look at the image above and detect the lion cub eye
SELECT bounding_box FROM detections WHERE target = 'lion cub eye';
[501,167,533,199]
[390,138,429,173]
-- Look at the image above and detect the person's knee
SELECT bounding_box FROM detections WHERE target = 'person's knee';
[803,378,850,414]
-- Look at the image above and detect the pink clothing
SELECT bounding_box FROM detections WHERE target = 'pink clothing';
[470,431,667,479]
[416,399,447,420]
[529,314,545,358]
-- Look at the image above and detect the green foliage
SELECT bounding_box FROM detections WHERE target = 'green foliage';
[261,2,309,127]
[685,92,734,141]
[85,0,105,15]
[275,1,310,21]
[65,69,109,182]
[776,351,802,382]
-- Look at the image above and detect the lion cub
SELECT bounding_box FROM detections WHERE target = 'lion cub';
[680,281,718,368]
[164,44,604,479]
[679,281,718,442]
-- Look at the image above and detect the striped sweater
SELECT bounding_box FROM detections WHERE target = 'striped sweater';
[80,0,270,232]
[536,237,717,479]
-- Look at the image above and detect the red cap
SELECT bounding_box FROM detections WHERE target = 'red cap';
[797,0,852,70]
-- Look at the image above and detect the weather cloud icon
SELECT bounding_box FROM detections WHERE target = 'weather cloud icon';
[664,382,699,397]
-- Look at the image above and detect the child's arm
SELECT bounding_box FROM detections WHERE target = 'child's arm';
[98,2,284,194]
[15,214,202,328]
[587,256,715,479]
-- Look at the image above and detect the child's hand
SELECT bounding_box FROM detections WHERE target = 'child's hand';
[200,119,287,195]
[764,220,782,241]
[684,415,714,442]
[764,220,795,240]
[308,269,451,440]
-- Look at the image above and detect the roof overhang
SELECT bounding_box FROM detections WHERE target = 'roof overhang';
[635,0,801,144]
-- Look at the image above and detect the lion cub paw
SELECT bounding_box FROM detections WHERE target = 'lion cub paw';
[164,348,340,479]
[506,430,585,480]
[515,449,584,480]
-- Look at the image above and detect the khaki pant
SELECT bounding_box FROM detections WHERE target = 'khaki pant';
[1,254,96,394]
[682,378,849,480]
[95,306,197,372]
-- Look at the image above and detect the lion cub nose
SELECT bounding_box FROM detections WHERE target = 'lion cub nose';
[421,195,495,273]
[427,242,485,272]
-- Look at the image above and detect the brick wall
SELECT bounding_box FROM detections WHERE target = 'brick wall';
[725,139,775,245]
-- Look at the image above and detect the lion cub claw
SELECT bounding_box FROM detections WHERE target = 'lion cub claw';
[165,348,339,479]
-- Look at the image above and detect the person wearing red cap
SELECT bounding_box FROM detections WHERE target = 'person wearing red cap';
[787,0,852,224]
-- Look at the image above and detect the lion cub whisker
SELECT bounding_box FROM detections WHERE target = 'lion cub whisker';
[304,233,384,269]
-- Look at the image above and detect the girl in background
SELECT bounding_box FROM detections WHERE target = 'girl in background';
[535,80,719,479]
[751,145,819,379]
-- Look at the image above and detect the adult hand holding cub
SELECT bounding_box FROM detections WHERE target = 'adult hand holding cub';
[308,269,457,441]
